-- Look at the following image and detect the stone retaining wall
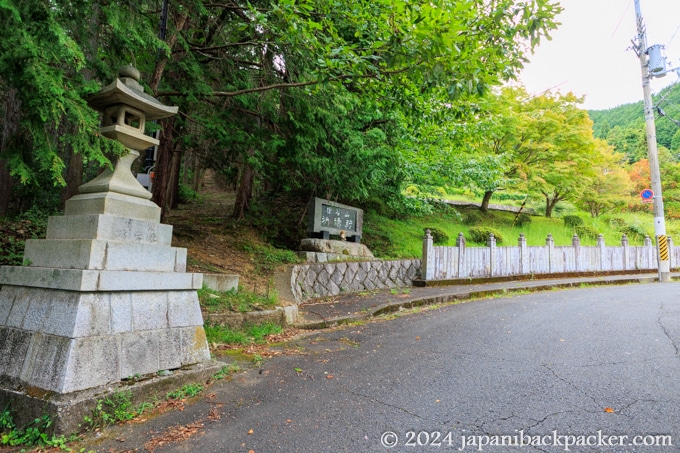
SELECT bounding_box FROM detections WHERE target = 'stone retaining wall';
[289,259,420,303]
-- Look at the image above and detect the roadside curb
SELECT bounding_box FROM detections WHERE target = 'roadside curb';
[293,274,669,330]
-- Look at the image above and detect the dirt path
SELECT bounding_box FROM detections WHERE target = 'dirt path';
[165,171,271,293]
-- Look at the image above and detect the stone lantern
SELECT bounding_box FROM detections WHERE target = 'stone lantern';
[64,65,178,219]
[0,66,215,433]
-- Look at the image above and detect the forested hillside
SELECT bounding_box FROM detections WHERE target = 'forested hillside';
[589,82,680,155]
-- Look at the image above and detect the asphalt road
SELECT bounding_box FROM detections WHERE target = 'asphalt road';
[86,283,680,453]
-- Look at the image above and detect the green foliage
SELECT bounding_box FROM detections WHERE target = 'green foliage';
[204,322,283,346]
[0,213,48,266]
[0,0,138,190]
[468,227,504,244]
[574,225,599,240]
[212,364,241,380]
[0,410,77,448]
[198,287,278,313]
[167,384,204,400]
[178,184,200,203]
[83,391,144,430]
[515,213,532,227]
[253,246,300,275]
[607,217,627,228]
[244,194,308,250]
[618,223,649,242]
[425,227,449,245]
[361,221,395,258]
[563,215,584,228]
[461,210,483,226]
[2,0,562,218]
[590,83,680,154]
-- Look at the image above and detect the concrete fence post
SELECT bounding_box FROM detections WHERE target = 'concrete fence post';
[644,235,653,269]
[668,235,674,269]
[546,234,554,274]
[572,233,580,271]
[621,234,629,270]
[518,233,527,274]
[597,234,606,271]
[422,229,434,280]
[487,233,496,277]
[456,232,466,278]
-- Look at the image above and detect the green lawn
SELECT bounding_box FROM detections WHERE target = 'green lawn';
[362,202,674,259]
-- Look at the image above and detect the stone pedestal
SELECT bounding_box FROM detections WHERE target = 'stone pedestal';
[299,238,374,262]
[0,185,212,433]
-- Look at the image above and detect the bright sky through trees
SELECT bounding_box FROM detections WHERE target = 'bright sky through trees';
[519,0,680,110]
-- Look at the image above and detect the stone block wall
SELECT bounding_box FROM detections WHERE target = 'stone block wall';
[289,259,420,303]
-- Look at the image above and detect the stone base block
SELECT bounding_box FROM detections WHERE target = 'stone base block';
[23,239,187,272]
[300,239,374,258]
[0,286,210,394]
[46,214,173,245]
[0,360,225,435]
[203,273,239,292]
[65,191,161,223]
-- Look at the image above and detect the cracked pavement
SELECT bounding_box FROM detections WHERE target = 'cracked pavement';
[84,282,680,452]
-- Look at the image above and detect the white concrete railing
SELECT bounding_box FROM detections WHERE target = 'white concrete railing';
[421,231,674,281]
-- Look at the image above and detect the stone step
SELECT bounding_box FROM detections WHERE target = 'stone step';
[23,239,186,272]
[46,214,173,245]
[0,266,203,292]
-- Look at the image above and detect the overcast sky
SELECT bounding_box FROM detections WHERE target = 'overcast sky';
[519,0,680,111]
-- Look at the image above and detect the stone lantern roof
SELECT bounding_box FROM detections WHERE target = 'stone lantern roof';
[87,65,178,151]
[87,65,178,120]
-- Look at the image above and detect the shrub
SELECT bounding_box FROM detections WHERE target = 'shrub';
[462,210,482,226]
[607,217,627,228]
[362,225,394,258]
[468,227,504,244]
[425,227,449,245]
[574,225,599,240]
[619,224,648,241]
[403,185,421,196]
[515,213,532,227]
[178,183,200,203]
[563,215,584,227]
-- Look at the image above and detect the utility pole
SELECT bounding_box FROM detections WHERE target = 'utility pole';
[633,0,670,282]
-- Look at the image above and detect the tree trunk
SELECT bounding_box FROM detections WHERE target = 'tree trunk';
[192,164,204,193]
[149,12,188,93]
[60,149,83,205]
[511,195,529,227]
[0,160,11,218]
[168,144,182,209]
[480,190,493,213]
[0,88,21,217]
[232,148,255,220]
[545,197,560,218]
[151,118,175,220]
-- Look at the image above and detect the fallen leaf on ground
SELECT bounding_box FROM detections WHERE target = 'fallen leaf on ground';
[604,407,615,413]
[248,428,254,434]
[208,406,221,420]
[143,422,204,453]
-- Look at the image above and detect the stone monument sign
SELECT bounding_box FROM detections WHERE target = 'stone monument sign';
[307,197,363,243]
